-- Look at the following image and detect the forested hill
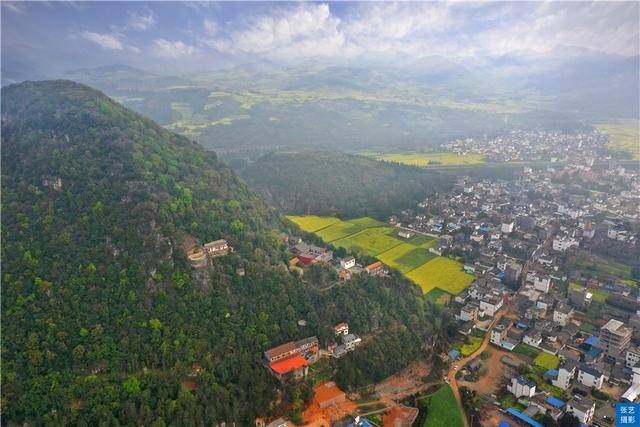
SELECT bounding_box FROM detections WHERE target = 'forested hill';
[238,151,453,220]
[1,81,443,425]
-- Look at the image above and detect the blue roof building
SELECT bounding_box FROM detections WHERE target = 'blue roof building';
[506,408,544,427]
[546,396,566,409]
[545,369,559,379]
[585,336,599,347]
[448,349,460,359]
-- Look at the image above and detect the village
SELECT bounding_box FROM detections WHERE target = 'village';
[183,138,639,427]
[442,130,613,164]
[258,145,639,427]
[393,154,639,426]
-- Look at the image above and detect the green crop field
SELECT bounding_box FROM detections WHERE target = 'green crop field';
[315,221,366,242]
[405,257,474,294]
[347,217,386,228]
[370,151,486,167]
[596,120,640,160]
[569,282,609,303]
[513,343,541,359]
[425,288,452,305]
[378,244,436,273]
[286,215,341,232]
[406,234,439,248]
[569,252,638,285]
[422,385,465,427]
[459,336,483,357]
[332,227,402,256]
[289,215,474,296]
[533,352,560,370]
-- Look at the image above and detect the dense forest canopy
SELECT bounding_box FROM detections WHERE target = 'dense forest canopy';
[238,151,522,220]
[1,81,442,425]
[238,151,453,220]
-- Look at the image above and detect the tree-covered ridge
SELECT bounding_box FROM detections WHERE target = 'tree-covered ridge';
[238,151,453,220]
[1,81,442,425]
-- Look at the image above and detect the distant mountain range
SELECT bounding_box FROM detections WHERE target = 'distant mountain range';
[3,49,636,152]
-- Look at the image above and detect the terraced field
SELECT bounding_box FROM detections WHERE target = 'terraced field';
[287,215,474,297]
[287,215,341,232]
[378,244,436,273]
[332,227,403,256]
[405,257,474,294]
[316,221,370,242]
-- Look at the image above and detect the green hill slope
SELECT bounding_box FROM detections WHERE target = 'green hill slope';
[1,81,443,425]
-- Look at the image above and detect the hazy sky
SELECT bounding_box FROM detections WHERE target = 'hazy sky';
[2,1,639,75]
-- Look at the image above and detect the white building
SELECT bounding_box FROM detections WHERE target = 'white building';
[626,347,640,369]
[334,323,349,336]
[577,365,604,390]
[458,304,478,322]
[623,367,640,402]
[552,362,577,390]
[566,398,595,425]
[523,330,543,348]
[557,205,583,219]
[339,256,356,270]
[470,232,484,243]
[397,229,413,239]
[507,376,536,398]
[343,333,361,351]
[552,236,579,252]
[501,222,515,234]
[552,304,574,327]
[527,272,551,293]
[480,294,504,317]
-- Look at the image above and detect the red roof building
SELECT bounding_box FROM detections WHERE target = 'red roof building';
[269,355,309,380]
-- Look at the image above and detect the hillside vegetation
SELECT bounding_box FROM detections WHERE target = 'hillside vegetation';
[239,151,453,219]
[1,81,442,425]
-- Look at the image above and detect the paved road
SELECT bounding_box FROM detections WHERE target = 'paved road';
[447,310,504,427]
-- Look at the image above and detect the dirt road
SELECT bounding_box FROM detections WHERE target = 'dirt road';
[447,311,504,427]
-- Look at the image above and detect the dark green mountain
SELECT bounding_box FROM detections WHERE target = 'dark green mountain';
[237,151,522,220]
[1,81,443,425]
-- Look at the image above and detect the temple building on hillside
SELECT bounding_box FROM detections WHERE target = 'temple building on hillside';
[264,336,319,381]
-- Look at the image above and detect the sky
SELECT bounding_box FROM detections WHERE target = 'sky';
[2,1,639,76]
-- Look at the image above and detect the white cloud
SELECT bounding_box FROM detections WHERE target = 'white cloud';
[152,39,197,58]
[203,18,218,36]
[471,2,639,57]
[79,31,124,50]
[127,9,155,31]
[205,1,638,61]
[346,2,454,40]
[211,3,344,58]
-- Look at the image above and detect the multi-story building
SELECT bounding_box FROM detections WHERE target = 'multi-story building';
[552,303,574,327]
[599,319,632,361]
[577,365,605,390]
[566,398,595,425]
[480,293,504,317]
[626,346,640,369]
[459,303,479,322]
[264,336,320,381]
[527,271,551,293]
[339,256,356,270]
[551,361,577,390]
[507,376,536,398]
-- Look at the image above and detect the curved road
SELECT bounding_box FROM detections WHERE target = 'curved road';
[447,311,504,427]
